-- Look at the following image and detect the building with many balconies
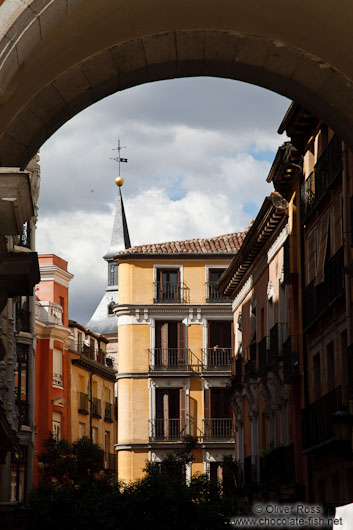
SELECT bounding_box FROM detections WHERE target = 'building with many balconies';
[114,230,247,484]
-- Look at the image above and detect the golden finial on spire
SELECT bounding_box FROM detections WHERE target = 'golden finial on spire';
[115,176,124,186]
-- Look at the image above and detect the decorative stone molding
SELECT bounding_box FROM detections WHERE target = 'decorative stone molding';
[232,276,253,312]
[267,223,289,264]
[267,281,274,302]
[245,382,258,415]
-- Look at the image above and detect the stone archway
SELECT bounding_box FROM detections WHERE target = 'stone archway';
[1,0,353,168]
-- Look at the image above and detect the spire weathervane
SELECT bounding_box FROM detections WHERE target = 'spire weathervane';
[111,139,128,180]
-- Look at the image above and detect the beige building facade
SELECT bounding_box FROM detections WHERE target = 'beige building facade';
[115,232,246,483]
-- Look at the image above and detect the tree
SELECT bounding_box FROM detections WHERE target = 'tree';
[27,435,232,530]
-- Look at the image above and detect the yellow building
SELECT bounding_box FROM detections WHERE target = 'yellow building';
[68,321,117,473]
[115,231,246,484]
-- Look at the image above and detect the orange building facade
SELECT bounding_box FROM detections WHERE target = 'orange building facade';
[34,255,73,485]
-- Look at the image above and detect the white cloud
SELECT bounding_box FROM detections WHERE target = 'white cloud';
[37,77,290,323]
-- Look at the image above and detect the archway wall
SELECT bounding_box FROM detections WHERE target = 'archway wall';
[1,0,353,168]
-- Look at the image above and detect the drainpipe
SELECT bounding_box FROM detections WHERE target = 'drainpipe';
[89,372,93,441]
[342,141,353,413]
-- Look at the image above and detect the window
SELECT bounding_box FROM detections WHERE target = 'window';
[108,263,118,286]
[108,300,115,315]
[15,343,29,425]
[79,422,86,438]
[53,348,63,386]
[206,268,227,302]
[154,268,182,303]
[153,321,187,369]
[92,426,98,444]
[52,412,62,441]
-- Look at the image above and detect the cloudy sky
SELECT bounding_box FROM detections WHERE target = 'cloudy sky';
[36,77,289,324]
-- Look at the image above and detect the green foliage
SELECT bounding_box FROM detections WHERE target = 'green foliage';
[28,435,233,530]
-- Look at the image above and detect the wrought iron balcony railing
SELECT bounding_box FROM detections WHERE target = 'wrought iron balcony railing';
[153,281,186,303]
[202,348,233,371]
[104,402,113,422]
[258,337,269,375]
[231,355,243,384]
[149,418,187,441]
[244,359,257,379]
[17,401,29,426]
[303,247,344,329]
[92,397,102,418]
[78,392,89,414]
[260,444,295,488]
[17,308,31,333]
[149,348,190,371]
[302,385,343,450]
[205,281,230,303]
[244,455,258,487]
[282,335,300,383]
[300,135,342,221]
[203,418,233,441]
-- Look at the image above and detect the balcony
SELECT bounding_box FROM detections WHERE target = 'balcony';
[104,402,114,422]
[302,386,343,451]
[104,452,116,472]
[244,455,258,487]
[244,359,257,379]
[149,419,187,441]
[231,356,243,385]
[17,401,29,426]
[258,337,269,375]
[78,392,89,415]
[202,348,233,371]
[203,418,233,441]
[303,247,344,329]
[92,397,102,418]
[300,135,342,221]
[153,281,186,303]
[52,372,63,387]
[282,335,300,383]
[36,301,63,326]
[17,308,31,333]
[260,444,295,489]
[149,348,190,371]
[205,281,230,303]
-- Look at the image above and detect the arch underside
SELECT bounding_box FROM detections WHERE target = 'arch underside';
[1,1,353,167]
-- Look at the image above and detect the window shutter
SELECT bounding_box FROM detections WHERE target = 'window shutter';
[177,322,187,365]
[204,388,211,437]
[180,389,186,435]
[315,212,330,285]
[161,323,168,366]
[307,230,316,285]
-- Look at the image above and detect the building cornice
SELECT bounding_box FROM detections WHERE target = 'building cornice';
[218,198,287,298]
[35,320,72,345]
[71,355,116,381]
[39,264,74,288]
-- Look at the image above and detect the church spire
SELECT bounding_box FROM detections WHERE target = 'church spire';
[86,142,131,335]
[103,180,131,260]
[103,141,131,260]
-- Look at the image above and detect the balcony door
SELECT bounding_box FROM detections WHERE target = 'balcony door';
[156,269,180,302]
[204,388,232,439]
[207,321,233,368]
[155,321,187,368]
[155,388,186,439]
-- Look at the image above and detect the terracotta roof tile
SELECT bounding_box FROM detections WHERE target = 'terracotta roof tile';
[118,229,249,256]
